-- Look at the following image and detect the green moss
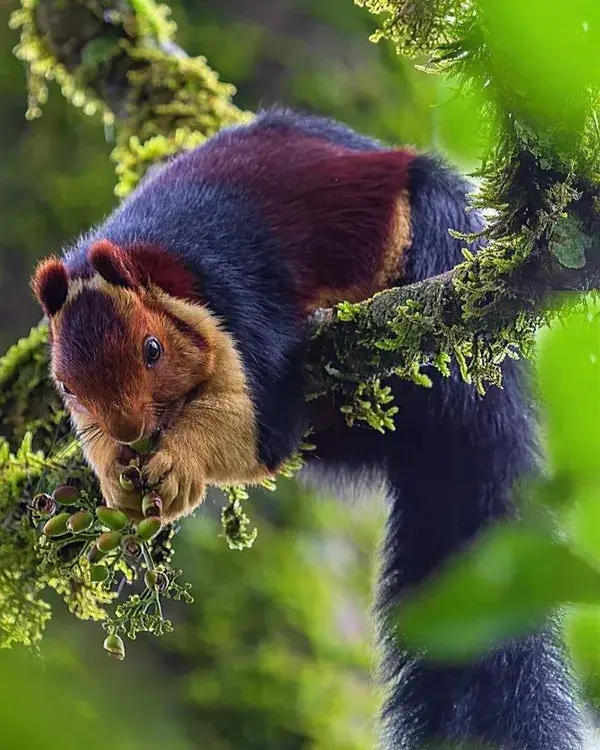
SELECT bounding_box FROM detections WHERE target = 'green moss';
[10,0,248,194]
[0,432,77,648]
[128,0,176,41]
[0,322,49,392]
[111,41,250,195]
[221,486,258,551]
[0,322,64,452]
[340,379,398,432]
[10,0,111,122]
[354,0,467,56]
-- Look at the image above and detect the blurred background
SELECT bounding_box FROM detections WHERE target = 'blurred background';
[1,1,598,749]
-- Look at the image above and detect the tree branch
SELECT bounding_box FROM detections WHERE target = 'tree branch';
[306,239,600,402]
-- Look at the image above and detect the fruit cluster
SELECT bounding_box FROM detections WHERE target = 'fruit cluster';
[30,451,191,661]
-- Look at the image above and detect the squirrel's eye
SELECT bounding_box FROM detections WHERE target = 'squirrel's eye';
[144,336,162,367]
[60,382,74,397]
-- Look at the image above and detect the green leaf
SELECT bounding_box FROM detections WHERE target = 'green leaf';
[536,308,600,478]
[394,524,600,662]
[564,605,600,680]
[565,482,600,561]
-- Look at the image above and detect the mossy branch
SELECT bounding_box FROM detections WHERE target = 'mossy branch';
[307,239,600,401]
[11,0,248,197]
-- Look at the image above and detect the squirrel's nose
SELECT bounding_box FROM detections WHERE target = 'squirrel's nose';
[105,419,146,445]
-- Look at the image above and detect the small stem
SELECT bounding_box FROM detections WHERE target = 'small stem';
[141,543,163,618]
[141,543,154,570]
[115,576,128,597]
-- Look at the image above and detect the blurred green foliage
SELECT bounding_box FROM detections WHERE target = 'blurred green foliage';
[479,0,600,161]
[1,0,600,746]
[0,641,189,750]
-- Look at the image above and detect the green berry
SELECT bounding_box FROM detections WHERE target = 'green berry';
[31,493,56,517]
[119,475,134,492]
[42,512,71,537]
[52,485,80,505]
[142,491,162,518]
[136,517,162,541]
[67,510,94,534]
[96,506,129,531]
[90,565,109,583]
[103,634,125,660]
[144,570,158,590]
[120,465,142,491]
[96,530,122,553]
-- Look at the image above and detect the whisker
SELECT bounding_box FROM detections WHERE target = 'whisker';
[77,424,101,439]
[76,429,101,445]
[77,426,104,454]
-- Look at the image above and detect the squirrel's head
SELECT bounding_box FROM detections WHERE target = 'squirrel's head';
[30,240,218,445]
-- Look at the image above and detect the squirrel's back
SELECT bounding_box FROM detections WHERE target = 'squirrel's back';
[64,107,477,318]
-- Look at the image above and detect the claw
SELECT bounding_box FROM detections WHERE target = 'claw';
[143,450,174,487]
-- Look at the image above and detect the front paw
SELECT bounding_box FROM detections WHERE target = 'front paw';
[142,448,206,522]
[84,436,143,518]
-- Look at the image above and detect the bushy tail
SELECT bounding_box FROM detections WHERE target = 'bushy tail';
[375,154,585,748]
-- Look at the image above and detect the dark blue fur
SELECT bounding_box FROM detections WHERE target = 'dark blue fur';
[64,107,586,748]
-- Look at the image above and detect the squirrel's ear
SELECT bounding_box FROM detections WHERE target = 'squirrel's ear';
[88,240,140,288]
[31,257,69,317]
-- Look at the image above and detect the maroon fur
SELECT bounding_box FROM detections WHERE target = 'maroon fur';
[88,239,198,301]
[151,130,416,310]
[31,256,69,317]
[54,289,134,402]
[128,244,198,300]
